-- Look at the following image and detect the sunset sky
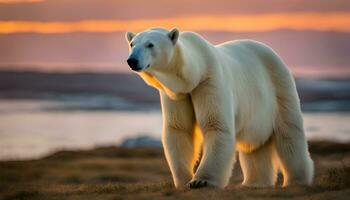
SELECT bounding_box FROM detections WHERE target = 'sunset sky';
[0,0,349,78]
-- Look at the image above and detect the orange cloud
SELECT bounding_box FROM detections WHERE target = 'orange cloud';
[0,12,349,33]
[0,0,44,3]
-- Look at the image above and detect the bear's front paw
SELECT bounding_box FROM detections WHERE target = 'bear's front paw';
[187,179,218,189]
[187,179,210,189]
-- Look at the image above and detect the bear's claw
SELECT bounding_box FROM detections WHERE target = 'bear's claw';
[188,179,208,189]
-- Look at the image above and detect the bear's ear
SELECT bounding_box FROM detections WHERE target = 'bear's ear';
[168,28,179,45]
[125,32,135,42]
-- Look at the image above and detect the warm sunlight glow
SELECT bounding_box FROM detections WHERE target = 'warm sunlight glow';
[0,12,349,33]
[0,0,44,3]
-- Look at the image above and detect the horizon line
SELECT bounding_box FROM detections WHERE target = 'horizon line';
[0,65,349,80]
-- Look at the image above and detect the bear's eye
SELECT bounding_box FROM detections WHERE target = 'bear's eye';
[147,43,154,48]
[130,43,134,48]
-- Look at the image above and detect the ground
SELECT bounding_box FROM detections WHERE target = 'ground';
[0,141,349,200]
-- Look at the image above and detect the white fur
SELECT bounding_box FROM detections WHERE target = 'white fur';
[125,28,314,188]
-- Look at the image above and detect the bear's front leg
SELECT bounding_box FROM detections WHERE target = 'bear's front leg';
[160,92,200,188]
[189,82,236,189]
[188,125,235,188]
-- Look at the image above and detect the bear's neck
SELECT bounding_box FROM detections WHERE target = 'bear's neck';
[140,40,208,100]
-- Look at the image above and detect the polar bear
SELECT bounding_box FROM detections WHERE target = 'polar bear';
[125,28,314,189]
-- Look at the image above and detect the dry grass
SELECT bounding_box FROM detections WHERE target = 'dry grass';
[0,142,349,200]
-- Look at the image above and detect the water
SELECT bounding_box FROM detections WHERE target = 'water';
[0,100,349,160]
[0,100,162,160]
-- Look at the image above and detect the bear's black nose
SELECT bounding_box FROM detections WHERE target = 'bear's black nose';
[127,58,140,71]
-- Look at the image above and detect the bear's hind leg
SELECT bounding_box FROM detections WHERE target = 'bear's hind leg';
[273,113,314,187]
[239,139,278,187]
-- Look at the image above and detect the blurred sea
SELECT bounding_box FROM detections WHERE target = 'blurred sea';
[0,71,349,160]
[0,100,162,160]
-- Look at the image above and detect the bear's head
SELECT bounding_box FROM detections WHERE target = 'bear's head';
[125,28,179,72]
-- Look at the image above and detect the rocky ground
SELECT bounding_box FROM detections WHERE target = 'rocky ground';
[0,141,349,200]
